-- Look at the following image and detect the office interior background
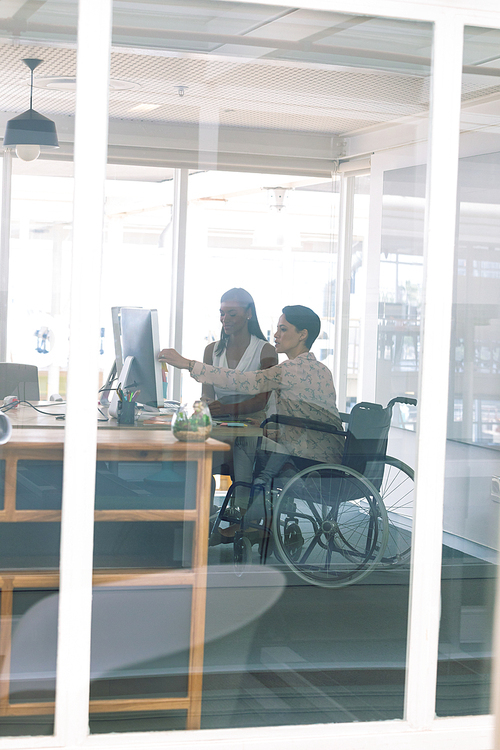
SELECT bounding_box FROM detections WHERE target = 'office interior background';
[0,0,499,748]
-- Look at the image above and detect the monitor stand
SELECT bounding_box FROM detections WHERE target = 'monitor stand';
[108,357,178,419]
[100,361,118,407]
[108,356,136,418]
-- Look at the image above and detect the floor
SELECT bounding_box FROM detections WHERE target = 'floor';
[0,525,493,736]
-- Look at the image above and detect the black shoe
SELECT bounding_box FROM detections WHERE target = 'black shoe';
[208,530,234,547]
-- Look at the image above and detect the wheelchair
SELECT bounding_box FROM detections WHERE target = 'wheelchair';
[211,397,417,588]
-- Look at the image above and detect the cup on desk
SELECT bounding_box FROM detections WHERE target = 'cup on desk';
[117,401,137,425]
[0,413,12,445]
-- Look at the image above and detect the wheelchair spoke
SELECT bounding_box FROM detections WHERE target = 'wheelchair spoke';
[298,531,323,565]
[381,472,413,509]
[325,544,333,572]
[272,465,388,588]
[376,458,414,566]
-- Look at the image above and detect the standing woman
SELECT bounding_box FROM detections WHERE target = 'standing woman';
[203,288,277,418]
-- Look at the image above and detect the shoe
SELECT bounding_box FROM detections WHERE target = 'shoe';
[244,528,267,546]
[219,507,243,523]
[208,530,234,547]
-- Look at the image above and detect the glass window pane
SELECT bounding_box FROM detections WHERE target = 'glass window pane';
[377,167,424,429]
[436,25,500,717]
[0,2,77,736]
[85,1,434,734]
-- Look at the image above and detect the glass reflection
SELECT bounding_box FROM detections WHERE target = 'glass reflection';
[81,0,434,732]
[0,0,78,735]
[437,27,500,714]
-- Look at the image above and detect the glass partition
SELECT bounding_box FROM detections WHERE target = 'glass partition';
[377,165,424,429]
[181,171,340,406]
[0,0,78,736]
[436,25,500,716]
[82,1,433,734]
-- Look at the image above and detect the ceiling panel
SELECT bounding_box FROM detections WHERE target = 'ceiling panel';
[0,2,497,155]
[0,40,430,137]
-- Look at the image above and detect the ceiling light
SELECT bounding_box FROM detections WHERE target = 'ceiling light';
[3,58,59,162]
[34,77,141,92]
[129,103,161,113]
[265,187,289,212]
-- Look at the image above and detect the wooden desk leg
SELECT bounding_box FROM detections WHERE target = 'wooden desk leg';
[0,455,16,711]
[4,457,17,523]
[186,451,212,731]
[0,578,13,714]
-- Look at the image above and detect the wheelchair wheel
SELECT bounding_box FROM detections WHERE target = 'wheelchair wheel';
[376,457,414,566]
[272,464,388,588]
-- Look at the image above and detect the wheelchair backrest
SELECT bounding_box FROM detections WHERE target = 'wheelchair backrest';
[341,402,392,490]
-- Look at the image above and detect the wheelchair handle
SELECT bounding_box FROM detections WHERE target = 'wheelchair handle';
[260,414,347,436]
[387,396,417,409]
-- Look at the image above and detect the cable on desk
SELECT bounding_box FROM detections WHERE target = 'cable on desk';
[1,400,109,422]
[0,400,66,417]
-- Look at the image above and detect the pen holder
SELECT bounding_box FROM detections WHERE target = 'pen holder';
[117,401,136,425]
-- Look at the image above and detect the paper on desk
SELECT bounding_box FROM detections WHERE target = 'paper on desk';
[142,415,173,425]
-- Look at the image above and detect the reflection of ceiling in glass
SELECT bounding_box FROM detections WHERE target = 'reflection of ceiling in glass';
[0,2,434,138]
[0,0,78,41]
[0,40,432,136]
[461,28,500,137]
[0,4,498,141]
[110,2,434,76]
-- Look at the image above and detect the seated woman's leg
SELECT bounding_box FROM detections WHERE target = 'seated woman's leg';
[232,436,259,509]
[231,437,291,528]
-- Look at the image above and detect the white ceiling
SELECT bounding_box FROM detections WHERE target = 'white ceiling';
[0,1,499,180]
[0,42,432,135]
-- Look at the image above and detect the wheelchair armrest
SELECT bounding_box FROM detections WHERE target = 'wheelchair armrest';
[260,414,347,436]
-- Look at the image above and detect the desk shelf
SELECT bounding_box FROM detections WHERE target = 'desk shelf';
[0,429,229,732]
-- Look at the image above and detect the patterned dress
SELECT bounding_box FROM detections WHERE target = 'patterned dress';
[191,352,344,463]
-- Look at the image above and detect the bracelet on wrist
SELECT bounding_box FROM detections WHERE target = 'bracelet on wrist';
[187,360,195,373]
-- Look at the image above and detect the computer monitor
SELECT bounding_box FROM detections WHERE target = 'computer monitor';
[108,307,164,417]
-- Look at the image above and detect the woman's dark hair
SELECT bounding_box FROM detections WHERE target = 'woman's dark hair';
[282,305,321,349]
[215,288,267,355]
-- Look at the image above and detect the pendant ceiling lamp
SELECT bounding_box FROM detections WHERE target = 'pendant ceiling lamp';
[3,58,59,162]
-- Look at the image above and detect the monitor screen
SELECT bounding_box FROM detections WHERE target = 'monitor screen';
[118,307,163,409]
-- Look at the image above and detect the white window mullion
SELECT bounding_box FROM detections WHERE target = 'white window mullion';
[54,0,112,744]
[168,167,189,403]
[357,156,383,403]
[0,150,12,362]
[334,174,355,411]
[404,11,465,729]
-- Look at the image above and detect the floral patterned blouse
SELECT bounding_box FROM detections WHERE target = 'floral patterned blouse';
[191,352,345,463]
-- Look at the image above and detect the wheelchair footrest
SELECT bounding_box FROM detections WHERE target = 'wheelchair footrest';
[219,508,243,523]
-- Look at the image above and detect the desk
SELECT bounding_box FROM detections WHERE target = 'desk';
[3,402,261,439]
[0,425,229,730]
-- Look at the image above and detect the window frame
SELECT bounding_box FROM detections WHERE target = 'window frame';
[2,1,496,749]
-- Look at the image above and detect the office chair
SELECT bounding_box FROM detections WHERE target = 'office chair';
[0,363,40,401]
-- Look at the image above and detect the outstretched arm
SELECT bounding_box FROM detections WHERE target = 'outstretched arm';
[159,349,191,370]
[158,348,286,395]
[208,342,278,417]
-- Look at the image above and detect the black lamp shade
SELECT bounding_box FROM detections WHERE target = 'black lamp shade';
[3,107,59,148]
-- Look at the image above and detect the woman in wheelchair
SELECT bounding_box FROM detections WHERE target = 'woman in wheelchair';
[161,307,416,585]
[159,305,345,542]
